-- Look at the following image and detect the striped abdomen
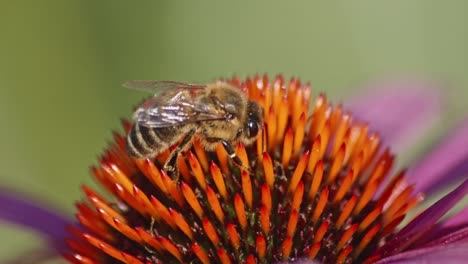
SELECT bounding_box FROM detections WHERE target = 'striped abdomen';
[126,124,188,158]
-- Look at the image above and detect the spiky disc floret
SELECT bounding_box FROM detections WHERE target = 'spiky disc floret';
[66,75,422,264]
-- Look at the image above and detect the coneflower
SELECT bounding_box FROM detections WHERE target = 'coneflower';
[61,75,466,264]
[1,75,466,264]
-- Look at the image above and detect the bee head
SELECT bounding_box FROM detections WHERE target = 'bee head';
[245,101,264,139]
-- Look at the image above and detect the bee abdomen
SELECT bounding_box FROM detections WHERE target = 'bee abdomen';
[153,126,183,144]
[127,125,163,158]
[126,124,191,158]
[139,126,165,149]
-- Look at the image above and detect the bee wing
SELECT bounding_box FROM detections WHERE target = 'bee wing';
[133,86,227,128]
[123,80,206,96]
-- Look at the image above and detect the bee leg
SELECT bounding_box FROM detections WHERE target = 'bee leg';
[163,128,196,179]
[220,140,251,172]
[150,216,156,234]
[143,217,158,254]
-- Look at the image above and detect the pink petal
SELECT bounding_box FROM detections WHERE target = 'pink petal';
[375,242,468,264]
[409,119,468,194]
[375,178,468,258]
[344,79,442,153]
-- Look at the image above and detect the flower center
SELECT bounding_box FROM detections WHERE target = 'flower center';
[67,75,421,264]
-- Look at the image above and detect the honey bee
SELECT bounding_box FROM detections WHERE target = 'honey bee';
[124,80,264,178]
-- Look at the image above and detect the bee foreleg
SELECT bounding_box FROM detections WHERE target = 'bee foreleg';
[163,128,196,179]
[144,217,158,254]
[149,216,156,235]
[220,140,250,172]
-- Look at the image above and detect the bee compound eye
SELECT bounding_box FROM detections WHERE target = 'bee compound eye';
[247,120,259,138]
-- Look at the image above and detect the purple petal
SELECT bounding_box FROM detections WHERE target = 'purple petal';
[0,188,72,252]
[440,206,468,228]
[409,119,468,194]
[344,79,442,153]
[422,226,468,248]
[374,178,468,258]
[412,207,468,247]
[375,242,468,264]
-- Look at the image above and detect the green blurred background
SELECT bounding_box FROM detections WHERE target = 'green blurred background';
[0,1,467,262]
